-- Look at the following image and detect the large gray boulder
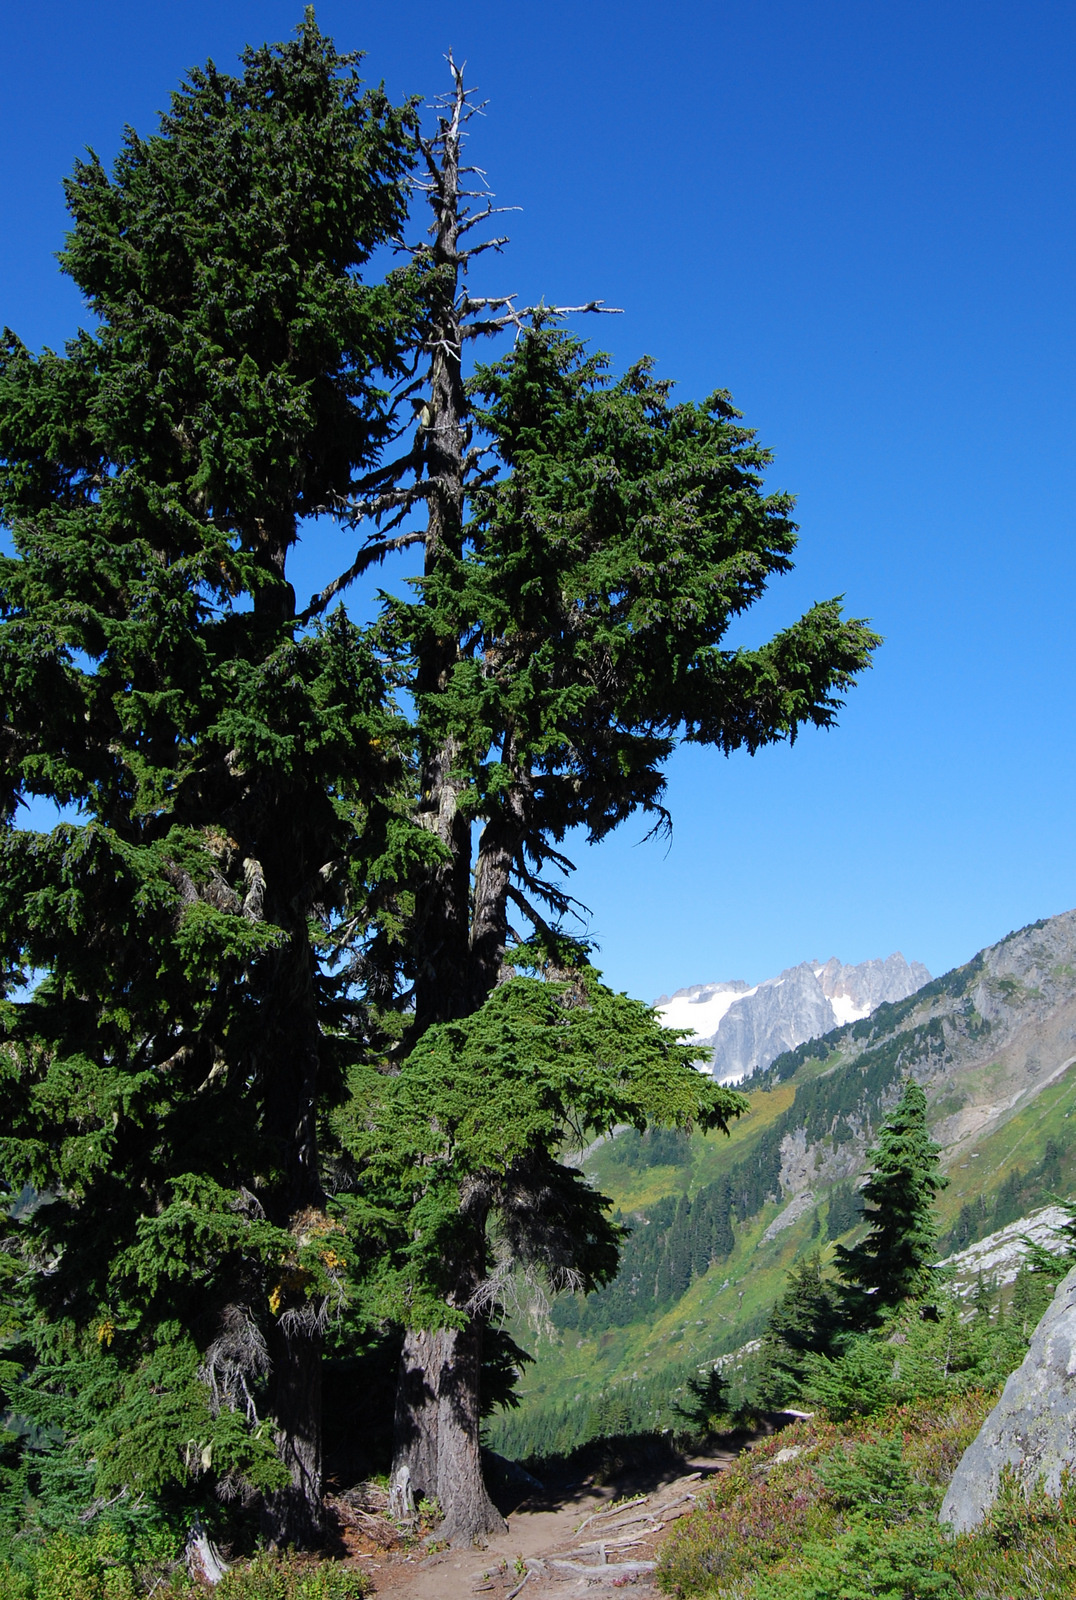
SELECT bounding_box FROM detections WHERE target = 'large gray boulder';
[940,1265,1076,1532]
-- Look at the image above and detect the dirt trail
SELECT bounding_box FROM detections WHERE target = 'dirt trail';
[363,1453,737,1600]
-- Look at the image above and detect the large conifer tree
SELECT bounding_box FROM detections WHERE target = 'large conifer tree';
[1,28,881,1553]
[332,63,880,1542]
[0,17,418,1545]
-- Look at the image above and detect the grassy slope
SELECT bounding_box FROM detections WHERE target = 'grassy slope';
[497,926,1076,1447]
[936,1055,1076,1228]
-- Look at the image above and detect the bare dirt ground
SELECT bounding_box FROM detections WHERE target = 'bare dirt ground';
[346,1450,739,1600]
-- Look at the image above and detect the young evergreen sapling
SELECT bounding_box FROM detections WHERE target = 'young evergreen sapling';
[835,1079,946,1327]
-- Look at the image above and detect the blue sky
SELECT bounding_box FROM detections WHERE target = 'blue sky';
[4,1,1076,1001]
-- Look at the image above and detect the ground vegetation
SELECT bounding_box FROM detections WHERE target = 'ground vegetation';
[659,1283,1074,1600]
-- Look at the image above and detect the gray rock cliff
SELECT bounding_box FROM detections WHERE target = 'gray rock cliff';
[711,964,840,1083]
[816,953,932,1015]
[700,953,931,1083]
[940,1264,1076,1532]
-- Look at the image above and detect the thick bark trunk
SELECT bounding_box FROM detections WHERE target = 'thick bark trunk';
[392,1321,506,1546]
[257,920,328,1545]
[412,736,473,1030]
[393,1326,444,1502]
[433,1318,506,1545]
[263,1320,324,1547]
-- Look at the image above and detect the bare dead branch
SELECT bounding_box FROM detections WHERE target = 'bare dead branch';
[458,235,513,259]
[302,530,426,620]
[459,293,519,314]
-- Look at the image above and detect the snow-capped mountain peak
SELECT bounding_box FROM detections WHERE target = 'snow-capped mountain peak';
[656,953,931,1083]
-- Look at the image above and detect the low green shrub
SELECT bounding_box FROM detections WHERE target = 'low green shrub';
[658,1426,836,1594]
[215,1552,370,1599]
[804,1303,1026,1422]
[0,1527,145,1600]
[940,1464,1076,1599]
[0,1530,370,1599]
[657,1392,1076,1599]
[753,1518,959,1600]
[817,1434,927,1520]
[892,1391,994,1495]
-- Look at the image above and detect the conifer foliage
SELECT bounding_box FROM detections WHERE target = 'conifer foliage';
[758,1254,842,1407]
[0,16,880,1554]
[335,964,743,1543]
[835,1079,946,1326]
[0,16,419,1548]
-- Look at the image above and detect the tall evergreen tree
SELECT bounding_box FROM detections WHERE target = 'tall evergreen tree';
[1,28,881,1554]
[0,17,418,1546]
[320,61,879,1542]
[835,1079,946,1327]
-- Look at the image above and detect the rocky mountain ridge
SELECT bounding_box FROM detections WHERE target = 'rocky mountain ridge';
[656,952,931,1082]
[759,909,1076,1189]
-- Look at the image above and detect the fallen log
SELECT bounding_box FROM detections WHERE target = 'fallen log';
[548,1558,657,1576]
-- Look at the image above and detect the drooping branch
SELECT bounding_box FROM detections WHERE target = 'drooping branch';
[301,528,427,621]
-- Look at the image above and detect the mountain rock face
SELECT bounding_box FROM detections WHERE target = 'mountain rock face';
[935,1206,1071,1296]
[764,909,1076,1201]
[815,954,934,1025]
[657,953,931,1083]
[940,1264,1076,1532]
[710,964,842,1084]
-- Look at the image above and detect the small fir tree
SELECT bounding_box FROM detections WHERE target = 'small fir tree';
[758,1253,843,1407]
[673,1367,731,1436]
[835,1079,946,1327]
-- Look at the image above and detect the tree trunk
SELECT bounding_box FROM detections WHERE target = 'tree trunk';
[412,737,473,1030]
[393,1326,444,1503]
[411,82,472,1034]
[470,772,529,1004]
[393,64,514,1553]
[434,1317,506,1545]
[257,920,328,1545]
[263,1320,324,1547]
[393,1320,506,1546]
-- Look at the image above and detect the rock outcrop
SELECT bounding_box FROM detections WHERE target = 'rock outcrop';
[657,953,931,1083]
[710,963,840,1083]
[940,1265,1076,1532]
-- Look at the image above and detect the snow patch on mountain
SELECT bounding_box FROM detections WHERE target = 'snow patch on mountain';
[655,980,756,1043]
[656,953,932,1083]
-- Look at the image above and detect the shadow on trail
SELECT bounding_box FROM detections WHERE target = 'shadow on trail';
[484,1411,806,1517]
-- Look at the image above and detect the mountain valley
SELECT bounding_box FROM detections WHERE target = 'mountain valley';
[491,910,1076,1460]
